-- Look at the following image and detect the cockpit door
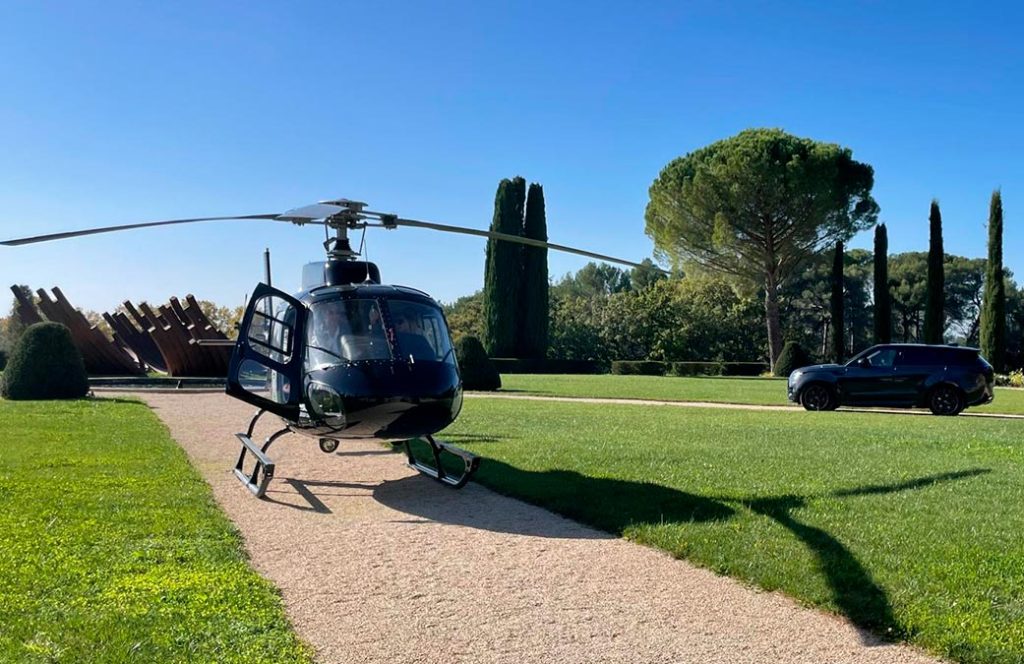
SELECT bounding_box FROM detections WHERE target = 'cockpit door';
[226,283,307,419]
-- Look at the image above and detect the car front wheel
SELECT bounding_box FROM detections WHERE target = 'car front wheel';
[929,385,964,416]
[800,384,837,411]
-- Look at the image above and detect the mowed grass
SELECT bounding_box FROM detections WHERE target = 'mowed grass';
[443,398,1024,664]
[497,373,1024,415]
[0,399,311,664]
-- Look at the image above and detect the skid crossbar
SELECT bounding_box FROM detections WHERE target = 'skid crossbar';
[403,434,480,489]
[233,409,289,498]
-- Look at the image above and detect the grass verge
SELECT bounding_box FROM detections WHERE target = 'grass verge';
[0,398,312,664]
[445,397,1024,664]
[497,373,1024,415]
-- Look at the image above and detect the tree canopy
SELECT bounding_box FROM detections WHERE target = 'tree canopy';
[645,128,878,368]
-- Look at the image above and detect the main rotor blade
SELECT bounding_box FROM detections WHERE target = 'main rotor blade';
[0,214,285,246]
[391,217,670,274]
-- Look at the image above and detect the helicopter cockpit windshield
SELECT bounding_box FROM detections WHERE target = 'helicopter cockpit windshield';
[305,297,455,370]
[388,300,455,364]
[307,298,389,368]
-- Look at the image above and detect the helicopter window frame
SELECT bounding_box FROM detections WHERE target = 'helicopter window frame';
[247,306,294,362]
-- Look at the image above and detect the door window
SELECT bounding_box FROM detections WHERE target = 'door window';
[865,348,897,368]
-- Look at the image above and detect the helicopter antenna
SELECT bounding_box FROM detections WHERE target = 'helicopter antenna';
[358,226,372,283]
[263,248,272,287]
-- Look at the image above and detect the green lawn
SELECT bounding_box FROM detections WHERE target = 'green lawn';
[497,373,1024,415]
[0,399,311,664]
[443,398,1024,664]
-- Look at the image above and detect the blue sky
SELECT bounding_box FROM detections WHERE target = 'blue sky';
[1,1,1021,317]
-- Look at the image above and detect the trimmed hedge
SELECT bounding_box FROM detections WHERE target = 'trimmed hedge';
[721,362,769,376]
[611,361,668,376]
[490,358,604,374]
[773,341,813,377]
[613,360,770,377]
[1,322,89,400]
[455,336,501,391]
[670,361,721,376]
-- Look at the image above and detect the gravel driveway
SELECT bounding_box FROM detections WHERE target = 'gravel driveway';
[115,391,944,664]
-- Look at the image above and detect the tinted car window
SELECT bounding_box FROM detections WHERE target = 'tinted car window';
[900,347,943,366]
[953,349,980,366]
[865,348,897,368]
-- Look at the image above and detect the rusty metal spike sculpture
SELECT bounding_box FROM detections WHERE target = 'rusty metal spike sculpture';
[13,286,146,376]
[9,284,235,378]
[120,296,232,377]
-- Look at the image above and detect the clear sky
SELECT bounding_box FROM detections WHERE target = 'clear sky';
[1,1,1020,318]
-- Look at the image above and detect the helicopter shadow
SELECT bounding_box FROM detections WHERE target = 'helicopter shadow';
[378,459,989,642]
[262,478,380,514]
[373,460,735,540]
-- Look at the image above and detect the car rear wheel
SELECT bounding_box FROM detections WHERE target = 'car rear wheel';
[800,384,837,411]
[928,385,963,416]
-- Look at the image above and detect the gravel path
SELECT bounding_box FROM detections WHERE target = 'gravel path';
[117,391,945,664]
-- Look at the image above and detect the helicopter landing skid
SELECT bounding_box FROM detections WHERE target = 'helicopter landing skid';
[403,435,480,489]
[233,409,289,498]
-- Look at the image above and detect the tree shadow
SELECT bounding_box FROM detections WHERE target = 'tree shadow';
[409,454,989,642]
[724,468,991,640]
[373,461,735,539]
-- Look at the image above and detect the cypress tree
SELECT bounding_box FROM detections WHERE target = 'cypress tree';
[831,241,845,362]
[873,224,891,344]
[481,177,526,357]
[923,200,945,344]
[518,182,549,359]
[980,190,1006,370]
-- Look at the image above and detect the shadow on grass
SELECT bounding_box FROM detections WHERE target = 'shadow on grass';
[448,456,989,641]
[732,468,990,640]
[376,459,734,539]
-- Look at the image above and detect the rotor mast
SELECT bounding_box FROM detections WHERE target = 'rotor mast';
[321,199,366,261]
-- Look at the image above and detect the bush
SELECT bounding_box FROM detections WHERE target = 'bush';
[1,322,89,400]
[773,341,813,377]
[611,361,668,376]
[455,336,501,391]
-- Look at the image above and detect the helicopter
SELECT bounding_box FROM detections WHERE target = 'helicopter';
[2,197,667,497]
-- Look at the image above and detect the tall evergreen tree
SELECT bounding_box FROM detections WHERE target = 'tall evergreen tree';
[831,241,845,362]
[923,200,945,344]
[980,190,1006,370]
[873,223,891,343]
[482,178,526,357]
[518,182,549,358]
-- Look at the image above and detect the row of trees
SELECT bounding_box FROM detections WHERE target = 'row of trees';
[467,130,1014,372]
[447,249,1024,369]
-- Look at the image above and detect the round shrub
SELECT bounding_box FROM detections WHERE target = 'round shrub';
[773,341,813,377]
[455,335,501,391]
[1,322,89,400]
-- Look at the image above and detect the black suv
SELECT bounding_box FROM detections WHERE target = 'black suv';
[787,344,994,415]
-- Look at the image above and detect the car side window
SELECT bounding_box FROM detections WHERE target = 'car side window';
[866,348,897,368]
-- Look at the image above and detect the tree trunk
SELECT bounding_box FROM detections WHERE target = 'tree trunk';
[765,278,783,370]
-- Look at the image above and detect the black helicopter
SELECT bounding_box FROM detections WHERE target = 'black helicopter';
[2,198,665,497]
